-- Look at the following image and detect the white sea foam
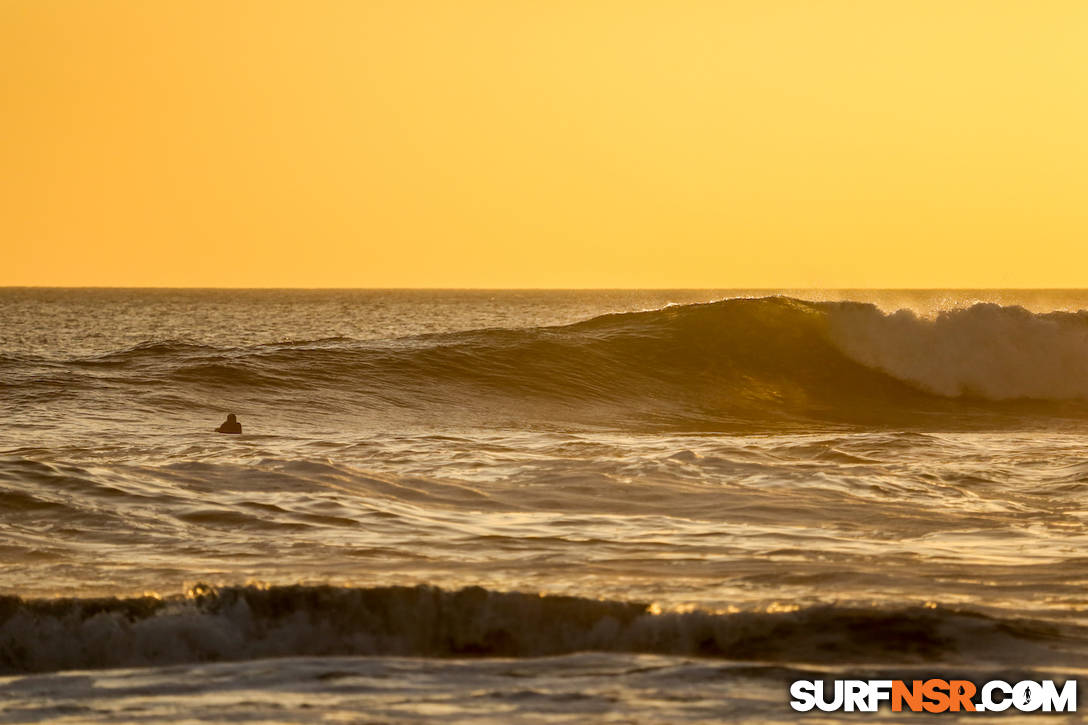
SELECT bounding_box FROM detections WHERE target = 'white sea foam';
[829,302,1088,399]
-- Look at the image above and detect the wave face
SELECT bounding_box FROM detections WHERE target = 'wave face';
[2,584,1081,674]
[8,296,1088,432]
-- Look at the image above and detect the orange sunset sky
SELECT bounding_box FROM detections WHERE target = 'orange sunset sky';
[3,0,1087,288]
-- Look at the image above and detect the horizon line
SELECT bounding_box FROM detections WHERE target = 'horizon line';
[3,285,1087,292]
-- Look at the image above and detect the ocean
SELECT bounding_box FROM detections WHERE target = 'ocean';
[2,288,1088,723]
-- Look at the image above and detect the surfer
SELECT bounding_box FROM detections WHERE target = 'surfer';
[215,413,242,434]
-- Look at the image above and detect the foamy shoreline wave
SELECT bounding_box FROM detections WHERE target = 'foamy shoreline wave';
[1,584,1082,674]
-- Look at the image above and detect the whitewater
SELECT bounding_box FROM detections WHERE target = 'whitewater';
[2,288,1088,723]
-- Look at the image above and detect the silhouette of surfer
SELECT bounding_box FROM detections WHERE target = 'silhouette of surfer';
[216,413,242,434]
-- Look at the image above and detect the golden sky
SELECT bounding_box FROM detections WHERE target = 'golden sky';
[3,0,1087,288]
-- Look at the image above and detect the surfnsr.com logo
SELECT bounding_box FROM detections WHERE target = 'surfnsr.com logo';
[790,679,1077,713]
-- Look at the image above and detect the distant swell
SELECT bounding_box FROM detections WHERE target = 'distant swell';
[8,297,1088,429]
[0,584,1079,674]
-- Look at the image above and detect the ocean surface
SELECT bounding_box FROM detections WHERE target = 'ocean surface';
[3,288,1088,723]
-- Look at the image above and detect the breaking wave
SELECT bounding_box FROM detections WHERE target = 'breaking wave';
[8,297,1088,429]
[1,584,1080,674]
